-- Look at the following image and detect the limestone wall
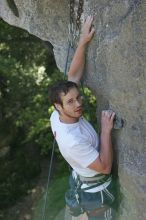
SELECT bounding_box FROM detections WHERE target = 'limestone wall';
[0,0,146,219]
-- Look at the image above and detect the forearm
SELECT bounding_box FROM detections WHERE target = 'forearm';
[67,15,95,83]
[68,41,86,83]
[99,131,113,173]
[88,110,115,174]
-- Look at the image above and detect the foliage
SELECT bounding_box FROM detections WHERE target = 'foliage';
[0,18,58,209]
[33,175,69,220]
[0,144,41,209]
[0,18,60,155]
[33,157,69,220]
[81,87,98,130]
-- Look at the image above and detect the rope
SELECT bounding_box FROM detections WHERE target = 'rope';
[64,41,73,78]
[41,138,56,220]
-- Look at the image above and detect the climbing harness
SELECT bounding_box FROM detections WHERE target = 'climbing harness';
[65,171,115,217]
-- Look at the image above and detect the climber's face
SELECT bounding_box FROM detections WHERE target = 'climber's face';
[55,87,83,123]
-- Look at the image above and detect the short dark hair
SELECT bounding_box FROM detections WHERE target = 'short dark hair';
[50,80,79,106]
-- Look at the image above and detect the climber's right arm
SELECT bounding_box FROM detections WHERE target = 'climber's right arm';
[88,110,115,174]
[68,15,95,84]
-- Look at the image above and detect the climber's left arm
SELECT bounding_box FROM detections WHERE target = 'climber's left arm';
[68,15,95,84]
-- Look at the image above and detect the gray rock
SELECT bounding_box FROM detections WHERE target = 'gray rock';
[1,0,146,219]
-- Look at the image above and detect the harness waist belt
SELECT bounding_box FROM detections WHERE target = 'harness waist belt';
[79,174,110,184]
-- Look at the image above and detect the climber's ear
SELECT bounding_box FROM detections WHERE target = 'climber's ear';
[54,103,62,112]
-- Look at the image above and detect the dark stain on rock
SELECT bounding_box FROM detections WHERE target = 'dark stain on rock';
[6,0,19,17]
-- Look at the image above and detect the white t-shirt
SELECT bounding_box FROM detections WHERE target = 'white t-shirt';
[50,110,100,177]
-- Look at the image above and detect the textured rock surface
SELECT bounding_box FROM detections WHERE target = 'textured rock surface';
[1,0,146,219]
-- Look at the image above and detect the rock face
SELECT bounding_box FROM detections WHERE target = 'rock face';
[1,0,146,219]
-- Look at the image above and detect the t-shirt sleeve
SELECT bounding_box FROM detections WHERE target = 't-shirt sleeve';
[67,139,99,168]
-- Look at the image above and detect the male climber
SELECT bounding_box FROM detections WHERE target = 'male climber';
[50,15,116,220]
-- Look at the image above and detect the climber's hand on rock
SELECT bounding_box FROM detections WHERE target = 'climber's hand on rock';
[79,15,95,46]
[101,110,116,134]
